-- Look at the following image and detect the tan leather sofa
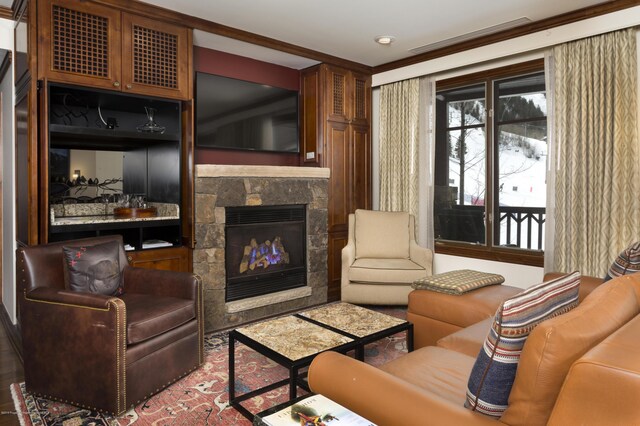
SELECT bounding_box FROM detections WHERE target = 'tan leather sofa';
[341,210,433,305]
[309,273,640,425]
[407,272,604,349]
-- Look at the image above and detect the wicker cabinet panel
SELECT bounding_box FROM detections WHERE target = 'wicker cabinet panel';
[39,1,191,100]
[122,14,190,100]
[39,0,122,90]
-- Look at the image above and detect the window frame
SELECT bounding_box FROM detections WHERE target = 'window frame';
[434,59,545,267]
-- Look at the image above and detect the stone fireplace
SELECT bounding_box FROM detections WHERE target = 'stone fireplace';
[194,165,329,332]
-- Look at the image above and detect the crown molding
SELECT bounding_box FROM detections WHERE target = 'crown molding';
[0,5,12,20]
[373,0,640,74]
[92,0,372,74]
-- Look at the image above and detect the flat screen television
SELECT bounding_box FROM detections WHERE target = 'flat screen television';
[196,72,299,153]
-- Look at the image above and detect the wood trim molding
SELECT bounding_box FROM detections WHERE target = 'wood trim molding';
[92,0,372,74]
[0,5,12,20]
[435,242,544,268]
[0,303,23,363]
[437,59,545,91]
[0,51,11,82]
[374,0,640,74]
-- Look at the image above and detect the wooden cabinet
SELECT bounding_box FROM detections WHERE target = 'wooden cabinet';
[38,0,191,100]
[301,64,372,301]
[127,246,190,272]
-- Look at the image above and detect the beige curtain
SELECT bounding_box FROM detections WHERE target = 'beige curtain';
[552,28,640,276]
[379,78,420,217]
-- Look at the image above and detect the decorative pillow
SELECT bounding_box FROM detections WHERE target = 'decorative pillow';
[604,241,640,281]
[412,269,504,295]
[354,209,410,259]
[465,271,580,418]
[63,240,122,296]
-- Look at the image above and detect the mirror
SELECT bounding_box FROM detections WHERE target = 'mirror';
[50,149,124,202]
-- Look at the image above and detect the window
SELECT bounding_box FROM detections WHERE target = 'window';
[434,62,547,265]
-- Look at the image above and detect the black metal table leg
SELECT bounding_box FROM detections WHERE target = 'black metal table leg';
[229,331,236,401]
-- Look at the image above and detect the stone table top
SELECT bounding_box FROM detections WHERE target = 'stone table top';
[235,315,353,361]
[299,302,407,337]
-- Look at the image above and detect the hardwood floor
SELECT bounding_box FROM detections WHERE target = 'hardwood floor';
[0,309,22,426]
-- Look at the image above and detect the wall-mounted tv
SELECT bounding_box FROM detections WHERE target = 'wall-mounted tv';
[196,72,299,153]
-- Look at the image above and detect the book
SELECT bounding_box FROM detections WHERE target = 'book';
[260,394,376,426]
[142,239,173,249]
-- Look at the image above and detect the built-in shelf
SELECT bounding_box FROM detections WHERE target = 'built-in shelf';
[50,124,180,150]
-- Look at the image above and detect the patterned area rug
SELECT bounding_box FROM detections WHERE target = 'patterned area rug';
[10,307,407,425]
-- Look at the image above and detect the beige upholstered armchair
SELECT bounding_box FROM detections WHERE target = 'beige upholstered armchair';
[341,209,433,305]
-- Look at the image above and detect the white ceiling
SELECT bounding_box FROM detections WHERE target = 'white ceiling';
[142,0,610,69]
[0,0,612,69]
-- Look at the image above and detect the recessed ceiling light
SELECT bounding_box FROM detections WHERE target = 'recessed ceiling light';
[375,35,395,45]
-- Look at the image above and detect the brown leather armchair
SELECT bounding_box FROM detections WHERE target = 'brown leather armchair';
[17,235,204,415]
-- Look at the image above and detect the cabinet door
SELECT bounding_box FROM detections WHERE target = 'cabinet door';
[38,0,122,90]
[325,120,350,233]
[350,72,371,127]
[121,14,191,100]
[127,246,190,272]
[325,65,350,123]
[350,124,371,211]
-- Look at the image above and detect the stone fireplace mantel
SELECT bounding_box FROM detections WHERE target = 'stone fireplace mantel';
[196,164,330,179]
[194,165,330,332]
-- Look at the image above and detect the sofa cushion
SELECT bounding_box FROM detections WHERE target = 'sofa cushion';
[380,346,476,405]
[465,272,580,418]
[121,292,195,345]
[349,258,426,284]
[437,317,493,357]
[355,210,410,259]
[605,241,640,281]
[62,240,122,296]
[500,273,640,426]
[547,314,640,426]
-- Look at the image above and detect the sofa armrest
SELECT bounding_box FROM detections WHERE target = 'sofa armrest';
[410,241,433,275]
[308,352,502,426]
[122,265,199,300]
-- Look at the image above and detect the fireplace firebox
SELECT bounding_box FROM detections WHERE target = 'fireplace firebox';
[225,205,306,301]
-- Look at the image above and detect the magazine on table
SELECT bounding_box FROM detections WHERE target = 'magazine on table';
[260,394,376,426]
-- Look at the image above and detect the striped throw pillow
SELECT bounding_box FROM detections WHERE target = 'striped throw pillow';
[465,271,580,418]
[605,241,640,281]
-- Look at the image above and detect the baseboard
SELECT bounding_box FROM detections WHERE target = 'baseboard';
[0,303,23,363]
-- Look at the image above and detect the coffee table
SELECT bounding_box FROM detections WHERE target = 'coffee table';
[229,315,357,420]
[297,302,413,360]
[229,303,413,421]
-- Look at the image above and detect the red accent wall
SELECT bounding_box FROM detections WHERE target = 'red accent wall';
[194,46,302,166]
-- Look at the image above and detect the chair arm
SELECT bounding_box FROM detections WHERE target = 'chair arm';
[410,241,433,275]
[122,266,199,300]
[341,240,356,282]
[21,288,126,413]
[308,352,502,426]
[25,286,114,309]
